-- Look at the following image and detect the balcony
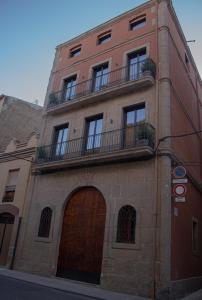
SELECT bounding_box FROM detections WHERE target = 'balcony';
[2,188,15,203]
[47,58,156,114]
[34,123,155,173]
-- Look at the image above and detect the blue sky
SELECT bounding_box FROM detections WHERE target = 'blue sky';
[1,0,202,105]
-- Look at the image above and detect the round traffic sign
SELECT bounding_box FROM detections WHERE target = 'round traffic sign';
[173,184,187,197]
[173,166,186,178]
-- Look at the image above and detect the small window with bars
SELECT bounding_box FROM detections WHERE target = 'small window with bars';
[116,205,136,243]
[38,207,53,238]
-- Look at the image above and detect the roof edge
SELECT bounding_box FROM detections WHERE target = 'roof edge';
[56,0,153,49]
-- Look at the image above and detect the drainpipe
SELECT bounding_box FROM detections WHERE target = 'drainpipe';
[10,217,22,270]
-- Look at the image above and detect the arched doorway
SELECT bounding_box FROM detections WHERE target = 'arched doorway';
[57,187,106,284]
[0,213,15,266]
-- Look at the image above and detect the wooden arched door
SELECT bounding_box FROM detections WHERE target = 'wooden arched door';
[0,213,15,266]
[57,187,106,284]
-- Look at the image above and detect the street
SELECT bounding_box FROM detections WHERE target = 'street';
[0,275,99,300]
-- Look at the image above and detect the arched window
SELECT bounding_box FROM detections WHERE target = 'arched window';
[116,205,136,243]
[38,207,52,238]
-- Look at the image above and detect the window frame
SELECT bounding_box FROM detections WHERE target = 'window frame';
[2,169,20,203]
[52,123,69,158]
[97,31,112,45]
[69,45,81,58]
[36,207,54,242]
[92,62,109,92]
[63,75,77,101]
[116,205,136,244]
[127,47,147,80]
[112,205,140,250]
[84,114,103,152]
[123,103,146,127]
[129,15,146,31]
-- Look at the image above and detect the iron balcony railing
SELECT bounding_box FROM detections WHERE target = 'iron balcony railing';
[2,192,15,203]
[35,123,155,164]
[48,58,156,108]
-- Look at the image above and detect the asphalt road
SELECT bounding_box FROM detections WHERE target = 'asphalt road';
[0,275,99,300]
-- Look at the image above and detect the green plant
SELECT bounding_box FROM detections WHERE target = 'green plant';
[37,146,46,161]
[137,124,154,147]
[141,58,156,78]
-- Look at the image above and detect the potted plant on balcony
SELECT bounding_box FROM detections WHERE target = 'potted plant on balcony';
[141,58,156,78]
[137,123,154,147]
[36,146,46,162]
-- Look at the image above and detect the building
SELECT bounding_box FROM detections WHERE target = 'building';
[13,0,202,299]
[0,95,42,268]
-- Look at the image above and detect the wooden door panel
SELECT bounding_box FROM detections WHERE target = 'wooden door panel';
[57,187,106,283]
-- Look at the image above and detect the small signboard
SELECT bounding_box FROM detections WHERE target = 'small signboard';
[172,178,188,184]
[173,166,186,179]
[175,197,186,203]
[173,184,187,197]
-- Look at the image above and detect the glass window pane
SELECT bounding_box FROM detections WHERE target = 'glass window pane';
[93,64,108,91]
[87,136,94,150]
[94,134,101,148]
[95,119,103,134]
[64,76,77,100]
[126,111,135,125]
[62,128,68,142]
[88,121,95,135]
[101,73,108,86]
[57,130,63,143]
[136,108,145,122]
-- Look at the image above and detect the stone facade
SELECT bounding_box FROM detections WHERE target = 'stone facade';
[0,96,42,268]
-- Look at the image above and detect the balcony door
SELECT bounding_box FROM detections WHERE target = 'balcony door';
[92,63,109,92]
[53,124,69,157]
[124,104,145,147]
[127,48,147,80]
[85,116,103,152]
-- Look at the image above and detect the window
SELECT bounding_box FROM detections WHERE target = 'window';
[85,115,103,151]
[192,218,199,253]
[2,169,19,203]
[97,31,111,45]
[70,46,81,58]
[116,205,136,243]
[92,63,109,92]
[54,124,68,156]
[124,104,145,147]
[127,48,147,80]
[129,16,146,31]
[38,207,52,238]
[63,75,77,101]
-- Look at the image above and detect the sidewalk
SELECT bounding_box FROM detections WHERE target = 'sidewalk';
[0,268,150,300]
[181,289,202,300]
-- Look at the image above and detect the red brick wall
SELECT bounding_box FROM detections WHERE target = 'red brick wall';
[168,7,202,281]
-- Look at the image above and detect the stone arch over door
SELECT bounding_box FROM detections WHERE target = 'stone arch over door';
[57,186,106,284]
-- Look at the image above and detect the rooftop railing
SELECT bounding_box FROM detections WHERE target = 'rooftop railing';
[35,122,155,165]
[48,58,156,109]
